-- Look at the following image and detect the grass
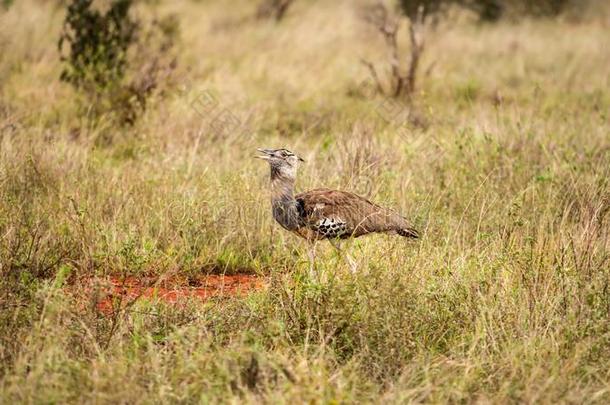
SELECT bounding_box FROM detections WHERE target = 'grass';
[0,0,609,402]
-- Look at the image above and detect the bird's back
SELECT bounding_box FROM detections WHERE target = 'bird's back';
[294,188,419,240]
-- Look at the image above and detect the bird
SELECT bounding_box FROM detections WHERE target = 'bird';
[255,148,419,275]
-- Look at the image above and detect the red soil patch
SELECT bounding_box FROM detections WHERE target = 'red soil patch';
[95,274,263,314]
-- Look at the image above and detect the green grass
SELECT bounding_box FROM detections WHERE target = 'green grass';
[0,0,609,402]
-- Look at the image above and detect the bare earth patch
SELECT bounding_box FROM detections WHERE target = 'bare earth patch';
[90,274,264,313]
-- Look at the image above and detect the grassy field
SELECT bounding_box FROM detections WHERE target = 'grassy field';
[1,0,609,403]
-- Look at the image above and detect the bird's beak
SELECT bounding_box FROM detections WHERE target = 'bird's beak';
[255,148,272,160]
[298,155,305,162]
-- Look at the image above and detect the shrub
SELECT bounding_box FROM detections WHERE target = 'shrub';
[361,1,428,99]
[399,0,581,21]
[1,0,14,10]
[399,0,450,19]
[256,0,295,21]
[360,0,587,101]
[59,0,137,95]
[58,0,178,125]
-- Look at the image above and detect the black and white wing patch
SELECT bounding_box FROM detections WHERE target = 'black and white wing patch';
[313,217,347,239]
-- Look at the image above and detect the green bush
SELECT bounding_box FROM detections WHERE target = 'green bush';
[59,0,137,94]
[1,0,14,10]
[58,0,178,125]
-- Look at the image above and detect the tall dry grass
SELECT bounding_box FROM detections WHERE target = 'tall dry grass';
[0,0,609,402]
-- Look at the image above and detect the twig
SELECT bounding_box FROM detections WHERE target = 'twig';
[406,5,425,96]
[360,59,384,95]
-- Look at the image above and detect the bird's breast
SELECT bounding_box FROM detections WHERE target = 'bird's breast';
[272,200,301,231]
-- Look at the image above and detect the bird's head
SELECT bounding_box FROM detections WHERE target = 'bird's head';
[255,148,304,181]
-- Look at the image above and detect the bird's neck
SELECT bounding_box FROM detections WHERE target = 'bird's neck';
[270,172,300,231]
[271,177,295,201]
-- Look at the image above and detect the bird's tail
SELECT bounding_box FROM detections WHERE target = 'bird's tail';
[397,227,419,239]
[377,208,420,239]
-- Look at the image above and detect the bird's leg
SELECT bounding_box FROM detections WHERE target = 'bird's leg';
[329,239,358,274]
[307,241,318,281]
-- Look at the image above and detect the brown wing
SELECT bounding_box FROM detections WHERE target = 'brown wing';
[295,188,419,239]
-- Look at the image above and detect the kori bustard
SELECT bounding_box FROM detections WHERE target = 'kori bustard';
[255,148,419,273]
